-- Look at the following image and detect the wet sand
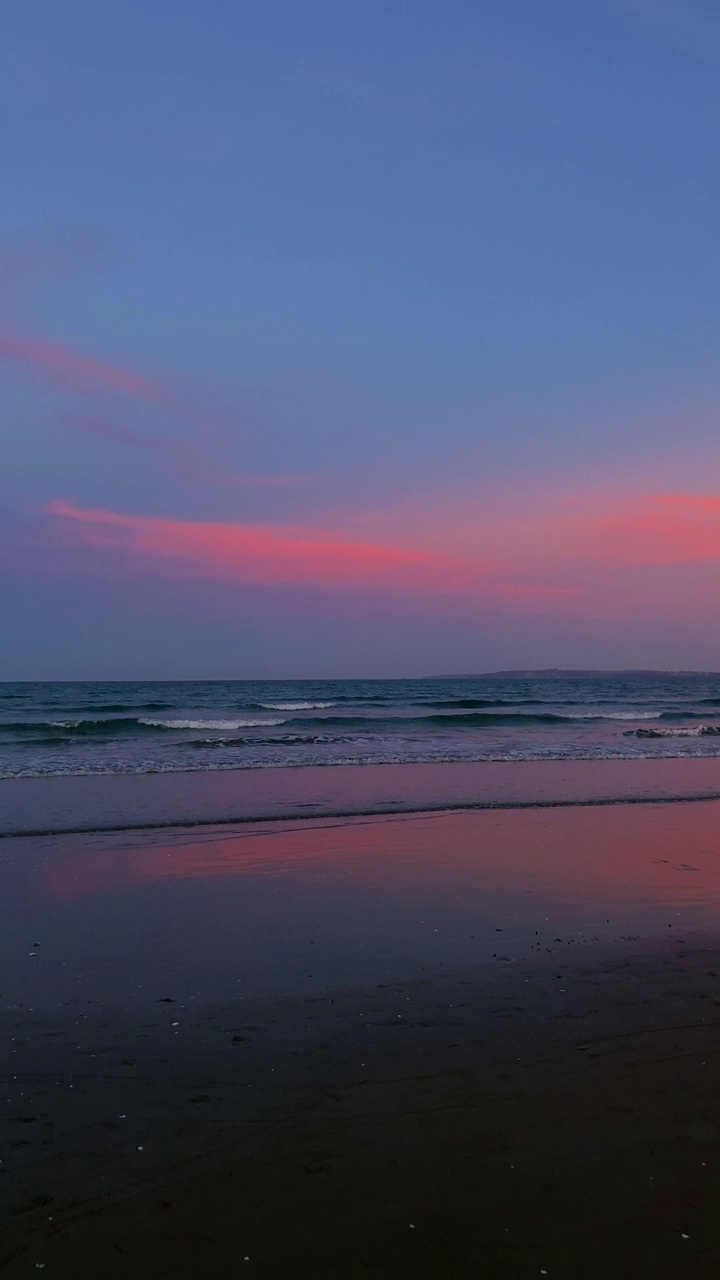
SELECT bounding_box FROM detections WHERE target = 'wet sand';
[6,755,720,836]
[3,800,720,1276]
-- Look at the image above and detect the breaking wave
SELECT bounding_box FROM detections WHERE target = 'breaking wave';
[257,701,335,711]
[5,674,720,783]
[0,716,287,737]
[4,708,719,739]
[188,733,346,748]
[139,718,287,730]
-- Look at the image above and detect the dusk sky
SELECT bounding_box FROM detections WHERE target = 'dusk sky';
[2,0,720,677]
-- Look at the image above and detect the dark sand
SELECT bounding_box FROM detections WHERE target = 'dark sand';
[3,799,720,1276]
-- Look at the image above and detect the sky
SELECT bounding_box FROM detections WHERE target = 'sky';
[2,0,720,678]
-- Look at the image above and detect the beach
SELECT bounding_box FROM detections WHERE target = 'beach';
[3,777,720,1276]
[4,0,716,1265]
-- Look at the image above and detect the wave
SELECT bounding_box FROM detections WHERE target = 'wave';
[0,715,287,737]
[318,694,397,704]
[257,701,335,711]
[424,712,579,726]
[6,710,674,735]
[419,697,657,710]
[4,717,152,737]
[287,710,667,728]
[66,701,176,713]
[563,711,661,721]
[139,717,286,730]
[633,725,720,739]
[14,701,177,715]
[424,697,550,709]
[5,705,720,741]
[657,710,712,721]
[188,733,346,748]
[424,704,707,721]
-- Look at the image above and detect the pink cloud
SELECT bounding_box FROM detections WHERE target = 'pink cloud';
[388,489,720,575]
[45,498,579,599]
[0,318,248,447]
[547,494,720,568]
[45,498,472,590]
[9,487,720,626]
[0,319,311,488]
[525,491,720,568]
[0,325,170,403]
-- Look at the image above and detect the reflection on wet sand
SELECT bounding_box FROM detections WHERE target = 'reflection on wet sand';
[44,801,720,909]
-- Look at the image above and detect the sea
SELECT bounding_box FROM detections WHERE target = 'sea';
[4,672,720,836]
[3,672,720,781]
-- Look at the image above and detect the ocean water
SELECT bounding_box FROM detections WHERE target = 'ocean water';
[3,672,720,781]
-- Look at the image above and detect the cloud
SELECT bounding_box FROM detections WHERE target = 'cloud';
[45,498,471,590]
[41,491,720,606]
[0,318,256,468]
[367,488,720,575]
[44,498,578,599]
[542,492,720,570]
[0,325,169,403]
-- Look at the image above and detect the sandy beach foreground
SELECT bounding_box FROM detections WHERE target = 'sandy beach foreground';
[3,795,720,1276]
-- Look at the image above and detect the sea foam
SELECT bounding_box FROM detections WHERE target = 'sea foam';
[259,701,335,710]
[140,718,286,730]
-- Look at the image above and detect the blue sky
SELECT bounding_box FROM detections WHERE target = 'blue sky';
[2,1,720,676]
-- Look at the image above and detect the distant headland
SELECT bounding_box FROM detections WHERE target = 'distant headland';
[432,669,708,679]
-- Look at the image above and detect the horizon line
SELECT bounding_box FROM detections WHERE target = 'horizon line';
[1,667,718,684]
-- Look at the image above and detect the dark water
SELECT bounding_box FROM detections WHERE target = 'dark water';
[2,673,720,780]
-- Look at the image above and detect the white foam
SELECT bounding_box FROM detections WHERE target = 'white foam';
[140,718,286,730]
[566,711,662,721]
[259,702,335,711]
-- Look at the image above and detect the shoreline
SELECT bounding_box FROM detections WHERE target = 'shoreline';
[4,754,720,837]
[6,786,720,841]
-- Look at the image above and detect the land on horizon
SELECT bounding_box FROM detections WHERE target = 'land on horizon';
[3,667,717,685]
[435,667,715,679]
